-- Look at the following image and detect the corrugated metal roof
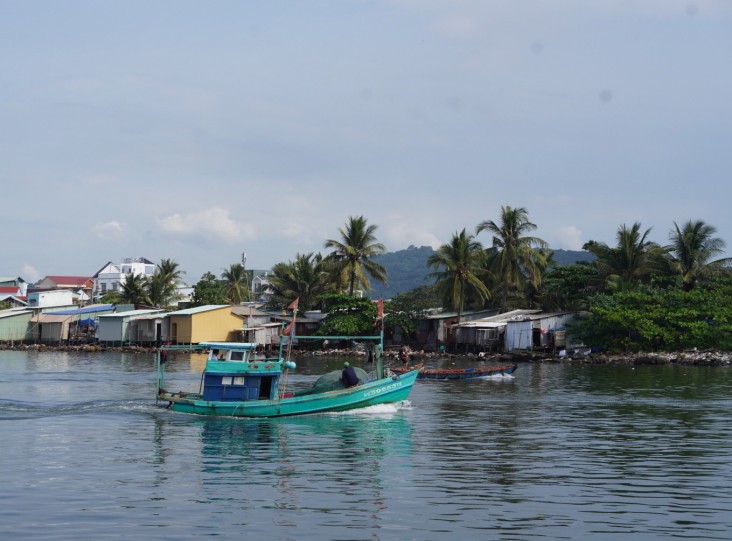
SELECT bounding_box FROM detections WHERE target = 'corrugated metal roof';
[0,309,33,319]
[48,304,115,315]
[425,308,499,320]
[32,314,72,323]
[170,305,231,316]
[453,309,541,328]
[98,309,165,319]
[231,306,271,317]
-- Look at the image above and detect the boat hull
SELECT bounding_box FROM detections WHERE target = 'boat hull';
[158,370,419,418]
[392,365,517,380]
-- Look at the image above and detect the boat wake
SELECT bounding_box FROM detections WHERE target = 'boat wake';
[323,400,412,417]
[479,373,516,380]
[0,398,155,420]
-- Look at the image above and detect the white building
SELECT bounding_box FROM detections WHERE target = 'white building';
[93,257,156,299]
[27,289,74,308]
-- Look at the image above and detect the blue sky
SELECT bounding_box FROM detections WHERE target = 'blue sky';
[2,1,731,285]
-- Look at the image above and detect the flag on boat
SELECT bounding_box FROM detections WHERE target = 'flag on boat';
[288,297,299,311]
[373,298,384,327]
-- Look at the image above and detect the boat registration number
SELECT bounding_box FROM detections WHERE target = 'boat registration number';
[363,381,402,398]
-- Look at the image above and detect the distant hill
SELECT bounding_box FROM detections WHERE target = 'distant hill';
[369,245,434,300]
[551,248,595,266]
[368,246,594,299]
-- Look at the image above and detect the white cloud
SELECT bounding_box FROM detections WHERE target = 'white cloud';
[382,221,443,251]
[157,207,256,243]
[554,225,584,251]
[21,264,41,283]
[92,221,127,240]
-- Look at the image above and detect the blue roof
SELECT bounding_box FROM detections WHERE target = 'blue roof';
[48,304,115,315]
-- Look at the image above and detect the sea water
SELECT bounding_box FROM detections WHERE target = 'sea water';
[1,350,731,540]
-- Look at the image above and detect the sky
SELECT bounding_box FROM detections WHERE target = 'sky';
[2,1,731,285]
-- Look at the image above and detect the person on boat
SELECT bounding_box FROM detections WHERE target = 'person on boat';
[399,346,409,367]
[341,362,359,388]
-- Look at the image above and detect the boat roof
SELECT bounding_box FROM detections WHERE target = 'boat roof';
[198,341,258,350]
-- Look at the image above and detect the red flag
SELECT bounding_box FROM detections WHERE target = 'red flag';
[284,320,294,336]
[288,297,299,311]
[373,298,384,328]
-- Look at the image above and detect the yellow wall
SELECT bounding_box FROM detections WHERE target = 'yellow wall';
[169,308,244,344]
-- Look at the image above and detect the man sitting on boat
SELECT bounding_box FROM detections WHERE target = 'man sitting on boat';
[341,362,360,388]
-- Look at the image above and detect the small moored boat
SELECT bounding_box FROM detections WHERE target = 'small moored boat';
[156,341,419,417]
[391,364,517,380]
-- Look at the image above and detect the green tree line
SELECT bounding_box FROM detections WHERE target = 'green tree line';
[127,209,732,351]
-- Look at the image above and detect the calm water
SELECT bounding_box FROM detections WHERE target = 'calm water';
[1,350,731,541]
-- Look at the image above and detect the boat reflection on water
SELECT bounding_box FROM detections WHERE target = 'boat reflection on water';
[196,404,415,466]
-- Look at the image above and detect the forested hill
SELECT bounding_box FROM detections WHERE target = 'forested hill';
[370,245,434,300]
[368,246,594,299]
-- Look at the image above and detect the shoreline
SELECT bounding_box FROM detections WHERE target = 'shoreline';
[1,343,730,366]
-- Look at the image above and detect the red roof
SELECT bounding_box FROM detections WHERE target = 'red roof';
[0,286,21,294]
[43,276,94,287]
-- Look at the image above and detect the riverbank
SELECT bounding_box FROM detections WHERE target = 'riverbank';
[292,346,732,366]
[2,342,731,366]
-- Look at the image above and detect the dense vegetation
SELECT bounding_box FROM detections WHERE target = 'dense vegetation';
[185,210,732,352]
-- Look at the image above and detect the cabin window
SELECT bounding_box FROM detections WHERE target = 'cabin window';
[230,351,245,361]
[233,377,245,385]
[221,377,233,385]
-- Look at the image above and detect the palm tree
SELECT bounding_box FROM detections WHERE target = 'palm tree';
[427,229,491,323]
[476,205,549,310]
[146,258,185,309]
[116,272,150,306]
[267,252,333,310]
[221,263,250,305]
[583,222,664,290]
[324,216,387,296]
[667,220,732,291]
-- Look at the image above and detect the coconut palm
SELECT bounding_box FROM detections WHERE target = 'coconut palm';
[221,263,250,305]
[267,253,333,310]
[324,216,387,296]
[583,222,665,290]
[116,272,150,306]
[476,205,549,310]
[146,258,185,309]
[667,220,732,291]
[427,229,491,323]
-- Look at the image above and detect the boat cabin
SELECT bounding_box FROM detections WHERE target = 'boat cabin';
[199,342,284,402]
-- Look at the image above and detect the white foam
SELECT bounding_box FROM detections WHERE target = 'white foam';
[324,400,412,416]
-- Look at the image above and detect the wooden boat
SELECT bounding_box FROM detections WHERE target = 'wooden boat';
[391,363,517,380]
[155,341,419,418]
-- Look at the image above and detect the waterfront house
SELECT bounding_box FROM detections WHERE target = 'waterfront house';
[410,308,500,352]
[96,308,167,346]
[0,308,34,343]
[167,305,246,344]
[452,309,579,353]
[30,304,117,344]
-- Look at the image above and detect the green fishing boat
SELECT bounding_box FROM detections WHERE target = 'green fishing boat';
[155,338,418,418]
